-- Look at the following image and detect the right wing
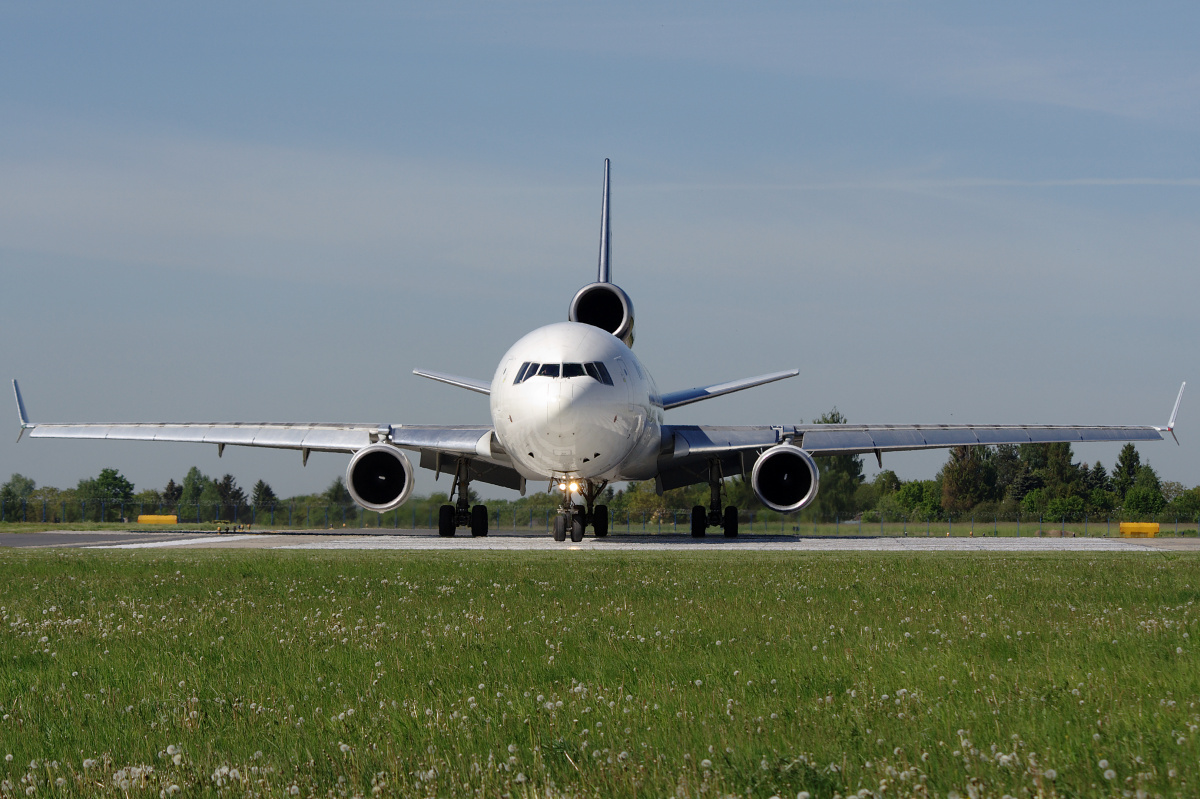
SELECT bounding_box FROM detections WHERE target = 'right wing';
[13,380,524,491]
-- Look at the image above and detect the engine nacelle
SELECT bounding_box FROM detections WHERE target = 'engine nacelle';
[750,444,820,513]
[345,444,415,512]
[569,282,635,348]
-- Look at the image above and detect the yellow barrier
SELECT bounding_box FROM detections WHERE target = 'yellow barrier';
[137,515,178,525]
[1119,522,1159,538]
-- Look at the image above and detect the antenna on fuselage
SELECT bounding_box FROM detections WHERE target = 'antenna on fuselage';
[597,158,611,284]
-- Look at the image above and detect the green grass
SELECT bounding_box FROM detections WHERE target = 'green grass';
[1,550,1198,797]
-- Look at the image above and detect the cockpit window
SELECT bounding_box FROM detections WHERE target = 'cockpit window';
[516,361,613,384]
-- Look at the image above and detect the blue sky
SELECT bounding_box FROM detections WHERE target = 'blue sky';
[2,2,1197,499]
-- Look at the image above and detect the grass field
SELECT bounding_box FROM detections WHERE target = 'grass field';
[1,550,1198,798]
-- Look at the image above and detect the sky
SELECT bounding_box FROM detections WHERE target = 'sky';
[2,2,1198,501]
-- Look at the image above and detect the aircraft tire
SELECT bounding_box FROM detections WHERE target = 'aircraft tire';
[570,513,585,542]
[723,505,739,538]
[691,505,707,538]
[438,504,456,537]
[470,505,489,537]
[553,514,567,541]
[593,505,609,537]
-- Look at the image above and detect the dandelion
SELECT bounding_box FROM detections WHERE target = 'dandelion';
[508,744,517,754]
[799,793,811,799]
[694,680,703,687]
[1098,759,1108,769]
[1104,769,1116,780]
[700,759,712,769]
[340,743,351,753]
[1044,769,1057,780]
[515,773,527,783]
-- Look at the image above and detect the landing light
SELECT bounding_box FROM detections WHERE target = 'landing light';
[557,482,567,491]
[569,481,579,493]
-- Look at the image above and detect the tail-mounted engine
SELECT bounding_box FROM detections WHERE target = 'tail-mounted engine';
[345,444,415,512]
[569,282,635,348]
[750,444,820,513]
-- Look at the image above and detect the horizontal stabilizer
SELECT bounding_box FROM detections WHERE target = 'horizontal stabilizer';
[412,369,491,395]
[661,369,798,410]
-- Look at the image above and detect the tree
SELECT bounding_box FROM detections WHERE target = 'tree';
[811,408,865,521]
[324,477,358,522]
[162,479,183,504]
[0,474,37,521]
[76,468,135,522]
[1085,461,1111,493]
[1123,464,1165,517]
[939,446,997,513]
[991,445,1022,498]
[1041,443,1084,500]
[1113,444,1141,499]
[77,468,134,504]
[872,470,901,495]
[252,480,278,508]
[215,474,250,521]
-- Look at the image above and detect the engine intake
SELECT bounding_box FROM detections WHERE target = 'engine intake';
[345,444,415,512]
[569,282,635,348]
[750,444,820,513]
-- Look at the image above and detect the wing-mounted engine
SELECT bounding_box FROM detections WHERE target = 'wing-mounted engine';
[345,444,415,512]
[569,282,635,348]
[750,444,820,513]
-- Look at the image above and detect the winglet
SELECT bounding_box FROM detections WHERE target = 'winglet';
[597,158,611,284]
[1166,381,1186,445]
[13,379,32,442]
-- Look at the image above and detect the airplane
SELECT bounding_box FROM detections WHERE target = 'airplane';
[12,160,1186,542]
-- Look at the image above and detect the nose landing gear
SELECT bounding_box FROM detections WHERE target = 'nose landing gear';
[551,478,608,543]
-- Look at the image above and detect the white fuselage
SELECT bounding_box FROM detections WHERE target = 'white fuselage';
[490,322,663,483]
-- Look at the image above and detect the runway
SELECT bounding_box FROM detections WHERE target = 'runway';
[2,529,1196,552]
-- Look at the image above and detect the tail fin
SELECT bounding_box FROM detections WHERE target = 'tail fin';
[597,158,611,283]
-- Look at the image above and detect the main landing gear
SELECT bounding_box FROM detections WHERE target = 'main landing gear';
[551,478,609,543]
[438,458,489,537]
[690,460,738,538]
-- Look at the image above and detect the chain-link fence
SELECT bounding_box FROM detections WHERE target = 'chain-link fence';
[1,498,1197,536]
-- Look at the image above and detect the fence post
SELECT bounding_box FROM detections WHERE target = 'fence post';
[43,499,47,523]
[23,499,27,523]
[835,515,839,534]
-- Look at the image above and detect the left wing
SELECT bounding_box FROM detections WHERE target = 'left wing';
[656,383,1183,491]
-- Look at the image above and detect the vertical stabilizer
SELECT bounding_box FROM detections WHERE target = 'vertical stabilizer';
[597,158,611,283]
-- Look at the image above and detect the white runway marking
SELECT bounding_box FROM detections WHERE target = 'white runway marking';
[274,536,1159,552]
[90,535,261,549]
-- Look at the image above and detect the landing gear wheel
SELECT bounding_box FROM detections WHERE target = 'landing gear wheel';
[438,504,456,537]
[593,505,609,538]
[723,505,739,538]
[470,505,489,537]
[553,513,567,542]
[691,505,707,538]
[571,512,585,543]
